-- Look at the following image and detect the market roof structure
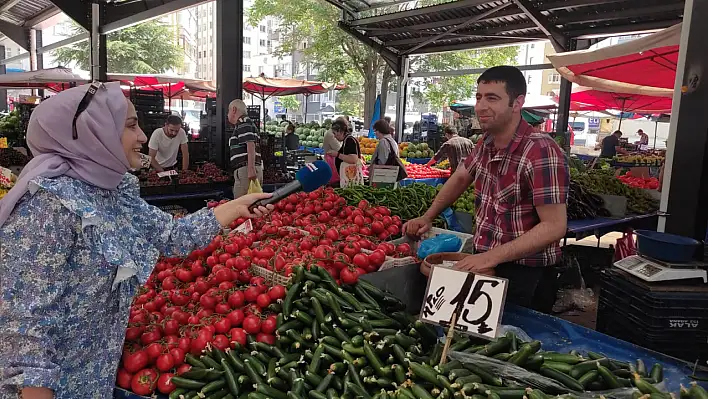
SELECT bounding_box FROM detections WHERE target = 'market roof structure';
[333,0,685,74]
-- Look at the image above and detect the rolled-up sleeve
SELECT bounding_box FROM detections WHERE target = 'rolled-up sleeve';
[0,191,78,392]
[527,139,569,205]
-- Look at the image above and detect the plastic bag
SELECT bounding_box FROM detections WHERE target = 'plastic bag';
[614,229,636,261]
[248,179,263,194]
[417,234,462,259]
[553,255,595,313]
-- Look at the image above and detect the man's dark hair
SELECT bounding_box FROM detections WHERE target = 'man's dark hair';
[637,129,644,133]
[167,115,183,125]
[373,119,391,135]
[383,116,391,123]
[443,124,457,136]
[477,66,527,106]
[613,130,623,136]
[331,120,348,134]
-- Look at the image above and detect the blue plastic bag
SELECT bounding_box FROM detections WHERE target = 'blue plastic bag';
[417,234,462,259]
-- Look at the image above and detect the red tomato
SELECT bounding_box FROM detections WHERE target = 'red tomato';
[145,342,164,362]
[244,286,260,303]
[226,309,245,327]
[116,368,132,390]
[156,353,175,372]
[229,328,247,347]
[157,373,177,394]
[169,348,186,366]
[256,333,276,345]
[268,285,286,300]
[228,291,246,308]
[131,368,158,396]
[212,334,231,351]
[243,314,262,334]
[214,317,233,334]
[261,315,278,334]
[176,364,192,375]
[340,268,359,285]
[369,250,386,268]
[122,350,149,374]
[256,293,272,308]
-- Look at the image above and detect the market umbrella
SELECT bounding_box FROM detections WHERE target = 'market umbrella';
[547,24,679,97]
[369,95,381,138]
[570,87,672,129]
[0,67,88,89]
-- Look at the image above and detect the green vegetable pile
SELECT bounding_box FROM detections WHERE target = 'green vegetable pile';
[452,186,475,214]
[336,183,444,224]
[166,266,685,399]
[571,170,659,215]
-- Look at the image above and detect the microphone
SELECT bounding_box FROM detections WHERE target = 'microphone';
[250,160,332,208]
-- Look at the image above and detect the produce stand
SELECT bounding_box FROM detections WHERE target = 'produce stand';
[399,177,448,187]
[565,213,658,243]
[406,157,432,164]
[299,145,325,156]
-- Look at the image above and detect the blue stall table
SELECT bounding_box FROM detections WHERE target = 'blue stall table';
[406,157,432,164]
[565,213,658,243]
[298,146,324,155]
[503,305,700,393]
[399,177,448,187]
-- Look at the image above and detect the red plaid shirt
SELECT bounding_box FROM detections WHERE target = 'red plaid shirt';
[464,120,569,266]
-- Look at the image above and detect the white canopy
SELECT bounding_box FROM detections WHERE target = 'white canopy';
[0,67,87,88]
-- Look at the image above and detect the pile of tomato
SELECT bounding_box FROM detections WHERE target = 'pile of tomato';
[404,164,451,179]
[618,172,660,190]
[116,187,414,396]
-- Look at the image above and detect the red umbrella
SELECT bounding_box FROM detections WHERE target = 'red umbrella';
[548,24,679,97]
[570,87,673,114]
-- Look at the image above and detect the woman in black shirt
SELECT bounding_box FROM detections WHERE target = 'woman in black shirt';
[326,120,362,186]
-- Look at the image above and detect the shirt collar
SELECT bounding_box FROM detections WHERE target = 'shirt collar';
[482,118,533,155]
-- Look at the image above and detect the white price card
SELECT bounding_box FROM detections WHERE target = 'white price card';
[231,219,253,235]
[157,170,178,178]
[419,265,508,339]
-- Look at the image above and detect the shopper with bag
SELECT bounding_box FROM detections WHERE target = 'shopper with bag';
[370,119,407,182]
[404,66,569,313]
[326,120,364,187]
[228,99,263,198]
[323,117,344,184]
[0,83,274,398]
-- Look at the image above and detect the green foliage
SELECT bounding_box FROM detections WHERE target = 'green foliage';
[52,20,183,74]
[412,46,520,109]
[280,95,300,112]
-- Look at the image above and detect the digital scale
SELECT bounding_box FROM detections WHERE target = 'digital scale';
[613,254,708,283]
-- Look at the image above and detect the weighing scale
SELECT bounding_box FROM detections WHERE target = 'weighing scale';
[613,254,708,283]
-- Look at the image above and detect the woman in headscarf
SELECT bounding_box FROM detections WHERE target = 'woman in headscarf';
[0,83,273,398]
[323,117,346,184]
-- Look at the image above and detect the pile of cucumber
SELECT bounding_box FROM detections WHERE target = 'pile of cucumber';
[165,266,697,399]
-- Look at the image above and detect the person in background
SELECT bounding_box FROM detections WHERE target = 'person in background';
[323,117,344,183]
[599,130,627,158]
[263,108,271,123]
[284,122,299,151]
[228,99,263,198]
[148,114,189,172]
[0,83,273,398]
[384,115,395,138]
[405,66,569,313]
[369,119,399,176]
[637,129,649,146]
[281,114,288,124]
[426,125,475,173]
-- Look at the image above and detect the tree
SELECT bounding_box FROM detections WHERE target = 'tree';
[249,0,390,126]
[280,95,300,112]
[412,47,520,110]
[52,20,184,74]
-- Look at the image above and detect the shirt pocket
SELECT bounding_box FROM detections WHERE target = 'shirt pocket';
[493,175,520,214]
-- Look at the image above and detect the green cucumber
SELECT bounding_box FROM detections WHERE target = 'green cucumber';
[508,341,541,366]
[539,365,584,391]
[577,370,598,389]
[171,376,207,390]
[541,353,584,365]
[597,363,621,389]
[649,363,663,383]
[477,337,511,357]
[463,364,503,387]
[543,361,573,374]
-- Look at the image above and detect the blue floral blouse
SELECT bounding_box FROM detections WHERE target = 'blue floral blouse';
[0,173,222,398]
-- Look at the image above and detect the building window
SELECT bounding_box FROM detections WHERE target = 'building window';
[260,39,266,46]
[258,66,264,74]
[244,37,251,44]
[548,73,561,84]
[244,65,251,72]
[260,25,266,32]
[244,51,251,58]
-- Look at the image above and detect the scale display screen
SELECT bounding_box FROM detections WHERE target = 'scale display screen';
[617,256,643,270]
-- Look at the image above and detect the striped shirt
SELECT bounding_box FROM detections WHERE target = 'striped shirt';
[433,135,475,172]
[464,120,569,267]
[229,117,262,170]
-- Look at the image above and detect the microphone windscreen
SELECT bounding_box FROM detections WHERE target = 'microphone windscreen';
[295,160,332,192]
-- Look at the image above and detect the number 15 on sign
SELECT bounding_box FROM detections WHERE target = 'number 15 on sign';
[419,266,508,339]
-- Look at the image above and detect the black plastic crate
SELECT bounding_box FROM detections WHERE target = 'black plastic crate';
[139,183,175,197]
[175,182,213,193]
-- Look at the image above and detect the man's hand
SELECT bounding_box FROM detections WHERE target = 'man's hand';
[425,159,435,167]
[453,253,497,274]
[248,166,258,181]
[402,216,433,238]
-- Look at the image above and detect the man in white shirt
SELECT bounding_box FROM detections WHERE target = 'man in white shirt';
[148,115,190,172]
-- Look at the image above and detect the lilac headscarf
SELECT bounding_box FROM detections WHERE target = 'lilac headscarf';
[0,82,130,227]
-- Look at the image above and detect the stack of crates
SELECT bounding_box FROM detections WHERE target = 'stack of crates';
[597,269,708,363]
[131,89,169,151]
[195,98,223,167]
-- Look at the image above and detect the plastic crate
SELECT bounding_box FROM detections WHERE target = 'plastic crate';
[250,264,292,286]
[139,183,175,197]
[175,182,213,193]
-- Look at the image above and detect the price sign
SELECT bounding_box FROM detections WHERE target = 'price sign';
[232,219,253,234]
[420,266,507,339]
[370,165,399,189]
[157,170,178,178]
[0,137,7,149]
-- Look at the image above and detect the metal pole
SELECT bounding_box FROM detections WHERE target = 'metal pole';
[90,3,100,82]
[653,120,658,149]
[304,94,309,122]
[395,56,410,143]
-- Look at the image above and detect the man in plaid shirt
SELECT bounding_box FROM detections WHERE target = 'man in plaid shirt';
[405,66,569,313]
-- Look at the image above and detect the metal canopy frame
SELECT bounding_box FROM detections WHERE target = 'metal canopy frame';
[333,0,685,75]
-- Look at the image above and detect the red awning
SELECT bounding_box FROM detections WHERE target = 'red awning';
[548,24,680,97]
[570,87,673,114]
[243,75,341,98]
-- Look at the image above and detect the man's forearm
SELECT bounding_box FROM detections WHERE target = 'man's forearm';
[150,158,164,172]
[247,142,256,169]
[484,221,566,266]
[182,153,190,170]
[423,168,472,221]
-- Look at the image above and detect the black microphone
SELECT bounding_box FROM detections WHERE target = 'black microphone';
[250,160,332,209]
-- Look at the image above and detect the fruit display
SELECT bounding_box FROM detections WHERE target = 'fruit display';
[263,120,289,138]
[400,142,433,159]
[405,164,451,179]
[567,180,611,220]
[613,153,664,166]
[197,162,232,183]
[0,172,15,199]
[618,172,660,190]
[139,171,173,187]
[263,169,294,185]
[434,159,450,170]
[469,133,483,144]
[0,110,22,144]
[178,170,210,185]
[0,147,29,167]
[118,260,682,398]
[452,186,475,214]
[296,122,326,149]
[359,137,378,155]
[336,183,444,223]
[571,170,659,215]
